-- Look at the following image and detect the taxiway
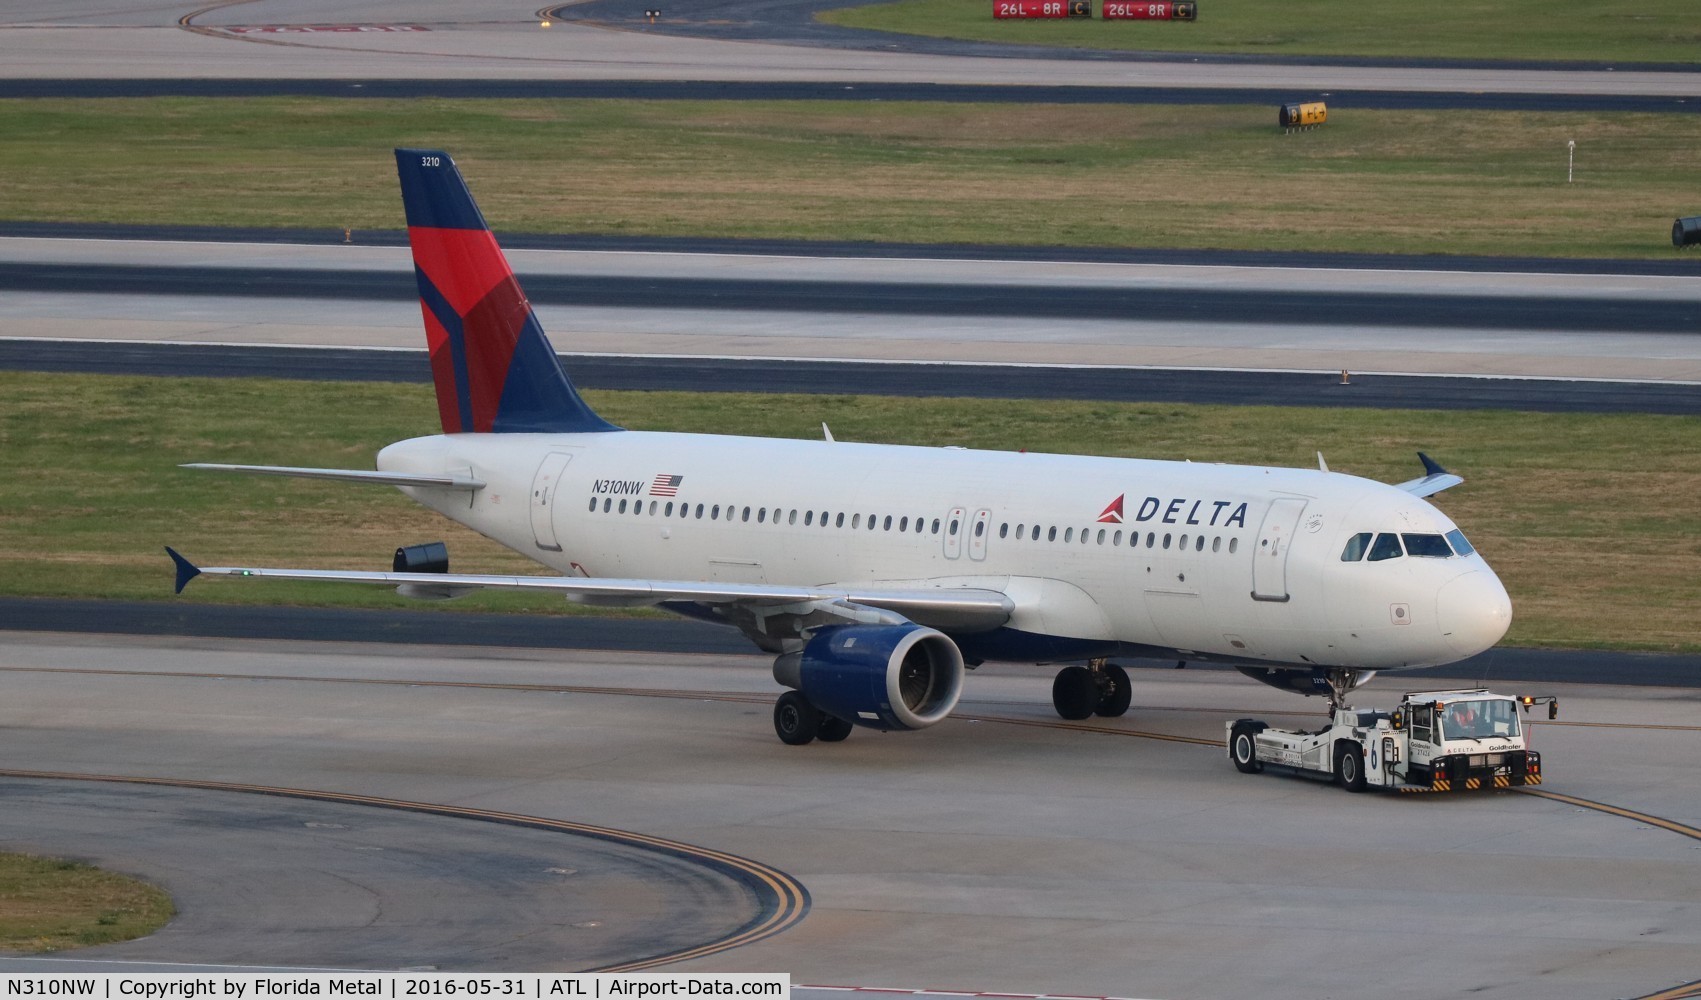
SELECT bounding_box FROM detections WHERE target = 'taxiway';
[1,631,1697,997]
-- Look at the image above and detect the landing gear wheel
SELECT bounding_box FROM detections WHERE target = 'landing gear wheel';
[1231,721,1265,774]
[817,714,854,743]
[1095,663,1132,718]
[1334,740,1367,792]
[774,691,821,746]
[1052,666,1098,720]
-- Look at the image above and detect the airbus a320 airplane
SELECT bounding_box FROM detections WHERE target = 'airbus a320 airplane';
[167,149,1512,746]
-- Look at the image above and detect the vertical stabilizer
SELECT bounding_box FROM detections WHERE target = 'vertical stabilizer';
[394,149,618,435]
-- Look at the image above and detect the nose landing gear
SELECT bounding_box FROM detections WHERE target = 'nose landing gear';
[1325,667,1368,711]
[1051,658,1132,720]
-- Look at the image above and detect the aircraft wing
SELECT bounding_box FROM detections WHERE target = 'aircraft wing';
[181,464,485,490]
[1393,452,1464,498]
[165,548,1013,633]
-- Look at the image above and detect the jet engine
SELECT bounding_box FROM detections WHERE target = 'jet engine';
[773,623,965,731]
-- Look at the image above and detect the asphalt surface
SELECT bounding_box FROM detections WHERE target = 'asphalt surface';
[5,78,1700,113]
[3,632,1698,996]
[3,598,1696,688]
[7,2,1698,97]
[11,220,1700,275]
[7,261,1697,334]
[552,0,1701,75]
[0,778,777,971]
[9,339,1701,414]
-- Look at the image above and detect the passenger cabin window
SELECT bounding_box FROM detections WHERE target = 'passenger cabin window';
[1367,533,1404,561]
[1403,533,1453,558]
[1446,528,1475,556]
[1341,532,1373,561]
[588,498,597,512]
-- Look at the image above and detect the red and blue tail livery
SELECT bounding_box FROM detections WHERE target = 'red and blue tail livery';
[395,149,618,435]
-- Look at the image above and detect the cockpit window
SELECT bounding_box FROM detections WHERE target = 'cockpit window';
[1367,533,1404,561]
[1446,528,1475,557]
[1402,533,1453,558]
[1340,532,1373,562]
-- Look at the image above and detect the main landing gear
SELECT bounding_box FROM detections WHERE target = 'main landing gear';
[773,691,853,746]
[1051,658,1132,720]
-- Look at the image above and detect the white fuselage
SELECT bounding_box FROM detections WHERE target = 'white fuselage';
[378,430,1511,671]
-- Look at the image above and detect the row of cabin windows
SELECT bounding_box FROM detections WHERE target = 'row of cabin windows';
[590,496,953,534]
[998,522,1240,555]
[587,496,1242,555]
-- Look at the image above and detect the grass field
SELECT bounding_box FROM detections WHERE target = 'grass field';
[821,0,1701,63]
[2,371,1698,653]
[0,853,173,953]
[2,99,1699,258]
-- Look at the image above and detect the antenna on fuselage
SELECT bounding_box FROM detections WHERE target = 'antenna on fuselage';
[1317,452,1330,472]
[822,423,835,442]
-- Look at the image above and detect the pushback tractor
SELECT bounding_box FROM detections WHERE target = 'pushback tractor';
[1227,689,1554,793]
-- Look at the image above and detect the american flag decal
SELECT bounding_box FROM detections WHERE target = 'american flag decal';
[649,474,683,497]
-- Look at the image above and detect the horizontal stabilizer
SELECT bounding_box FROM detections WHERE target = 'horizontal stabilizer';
[164,546,200,595]
[165,556,1014,632]
[1394,452,1464,498]
[182,464,485,490]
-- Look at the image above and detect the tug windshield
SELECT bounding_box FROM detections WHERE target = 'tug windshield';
[1438,699,1521,740]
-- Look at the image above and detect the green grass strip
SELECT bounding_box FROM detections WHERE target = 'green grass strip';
[3,98,1700,258]
[2,371,1697,653]
[822,0,1701,64]
[0,853,174,953]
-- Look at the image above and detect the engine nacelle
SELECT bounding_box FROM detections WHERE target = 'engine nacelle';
[1237,665,1378,697]
[773,624,965,731]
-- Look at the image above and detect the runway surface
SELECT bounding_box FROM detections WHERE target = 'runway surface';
[2,630,1698,997]
[6,78,1700,114]
[2,1,1698,98]
[6,235,1701,400]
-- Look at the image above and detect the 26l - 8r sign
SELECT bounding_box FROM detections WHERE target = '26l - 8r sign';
[995,1,1091,17]
[1102,1,1196,19]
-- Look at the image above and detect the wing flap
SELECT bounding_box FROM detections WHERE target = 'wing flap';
[165,549,1013,630]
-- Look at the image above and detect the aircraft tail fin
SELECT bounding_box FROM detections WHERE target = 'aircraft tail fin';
[394,149,618,435]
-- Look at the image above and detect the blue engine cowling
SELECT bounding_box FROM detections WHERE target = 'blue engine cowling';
[773,624,965,731]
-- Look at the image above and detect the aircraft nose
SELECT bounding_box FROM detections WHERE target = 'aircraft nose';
[1436,570,1512,658]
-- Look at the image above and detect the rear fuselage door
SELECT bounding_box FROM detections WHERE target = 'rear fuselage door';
[530,451,575,552]
[1251,496,1308,602]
